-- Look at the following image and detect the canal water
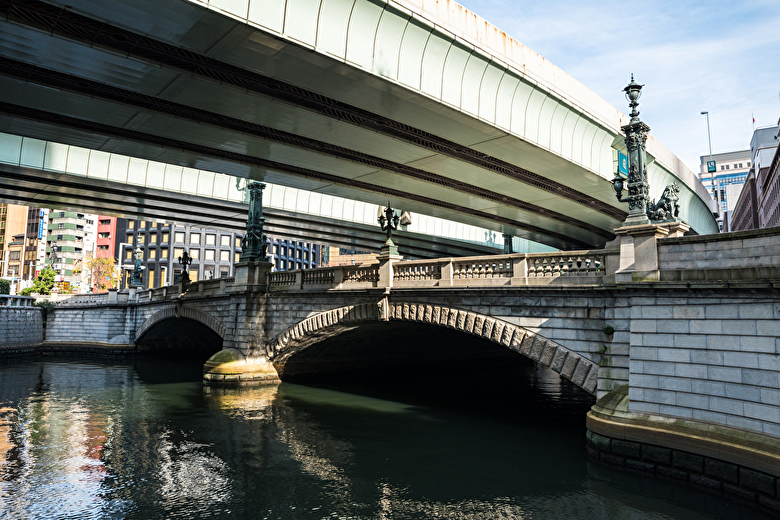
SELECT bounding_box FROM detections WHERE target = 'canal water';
[0,356,771,520]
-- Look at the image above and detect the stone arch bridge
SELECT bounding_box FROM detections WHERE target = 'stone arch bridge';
[40,227,780,507]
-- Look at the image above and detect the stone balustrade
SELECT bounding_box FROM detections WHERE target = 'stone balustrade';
[0,295,36,307]
[268,249,619,292]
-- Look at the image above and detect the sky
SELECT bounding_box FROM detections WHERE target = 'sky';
[457,0,780,174]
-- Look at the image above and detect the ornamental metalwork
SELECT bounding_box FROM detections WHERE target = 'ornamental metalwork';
[377,204,400,255]
[129,243,143,287]
[240,181,270,263]
[612,75,681,225]
[177,250,192,284]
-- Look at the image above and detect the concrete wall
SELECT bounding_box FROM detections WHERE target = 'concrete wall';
[0,307,43,346]
[627,291,780,437]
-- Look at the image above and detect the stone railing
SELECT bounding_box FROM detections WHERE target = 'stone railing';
[0,294,37,307]
[343,265,379,285]
[303,268,336,286]
[37,292,110,306]
[394,260,441,281]
[266,249,619,292]
[269,271,296,287]
[526,252,606,277]
[453,256,513,279]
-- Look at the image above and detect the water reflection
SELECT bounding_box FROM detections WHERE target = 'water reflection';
[0,359,772,520]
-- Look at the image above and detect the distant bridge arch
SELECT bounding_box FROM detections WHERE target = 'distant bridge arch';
[135,305,228,352]
[266,301,598,394]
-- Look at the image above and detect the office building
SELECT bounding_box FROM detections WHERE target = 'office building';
[732,124,780,231]
[698,150,751,231]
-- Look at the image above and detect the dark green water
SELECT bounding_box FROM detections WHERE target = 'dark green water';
[0,357,771,519]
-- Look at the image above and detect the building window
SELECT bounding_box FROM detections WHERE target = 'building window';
[161,232,169,243]
[100,219,110,225]
[206,234,216,246]
[128,221,134,229]
[138,221,146,229]
[221,235,230,246]
[126,249,132,260]
[205,250,215,261]
[99,232,110,238]
[189,249,199,260]
[161,267,167,286]
[148,233,156,244]
[739,163,743,168]
[220,250,229,262]
[161,248,168,259]
[190,234,200,245]
[58,223,64,229]
[174,232,185,243]
[235,237,241,248]
[9,251,19,260]
[235,253,240,263]
[220,269,229,278]
[174,248,184,259]
[59,212,65,217]
[148,249,156,260]
[204,268,214,280]
[720,165,724,170]
[725,165,729,169]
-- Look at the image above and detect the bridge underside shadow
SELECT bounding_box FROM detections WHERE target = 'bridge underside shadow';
[276,321,594,417]
[136,317,223,361]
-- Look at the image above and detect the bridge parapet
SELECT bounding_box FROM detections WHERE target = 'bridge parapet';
[269,249,619,292]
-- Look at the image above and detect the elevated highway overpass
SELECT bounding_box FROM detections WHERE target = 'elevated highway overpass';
[0,0,718,250]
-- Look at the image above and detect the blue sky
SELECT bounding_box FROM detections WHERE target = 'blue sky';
[458,0,780,173]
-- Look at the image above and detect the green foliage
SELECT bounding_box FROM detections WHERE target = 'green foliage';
[19,267,56,296]
[602,324,615,336]
[0,278,9,295]
[35,300,55,312]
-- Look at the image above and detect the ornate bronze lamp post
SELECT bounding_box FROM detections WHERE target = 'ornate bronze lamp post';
[377,204,400,255]
[177,249,192,284]
[129,242,144,287]
[612,75,681,225]
[240,181,270,263]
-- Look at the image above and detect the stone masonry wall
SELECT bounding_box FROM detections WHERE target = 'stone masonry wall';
[627,291,780,437]
[0,307,43,346]
[658,227,780,275]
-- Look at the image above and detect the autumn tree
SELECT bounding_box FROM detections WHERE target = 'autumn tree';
[79,251,117,292]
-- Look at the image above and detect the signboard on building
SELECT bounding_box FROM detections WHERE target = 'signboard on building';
[707,160,716,173]
[38,209,45,239]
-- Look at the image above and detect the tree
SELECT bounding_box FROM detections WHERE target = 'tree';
[79,251,117,292]
[19,267,56,296]
[0,278,9,295]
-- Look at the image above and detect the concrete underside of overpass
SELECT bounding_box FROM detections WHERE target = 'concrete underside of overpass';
[0,161,504,257]
[0,0,717,250]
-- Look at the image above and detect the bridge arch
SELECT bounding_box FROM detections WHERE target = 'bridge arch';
[267,301,598,394]
[136,305,227,347]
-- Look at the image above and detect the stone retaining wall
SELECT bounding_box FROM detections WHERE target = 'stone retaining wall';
[586,429,780,513]
[0,307,43,347]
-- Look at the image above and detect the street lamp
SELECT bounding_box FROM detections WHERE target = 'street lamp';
[701,111,719,217]
[377,203,400,255]
[701,111,713,164]
[177,249,192,284]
